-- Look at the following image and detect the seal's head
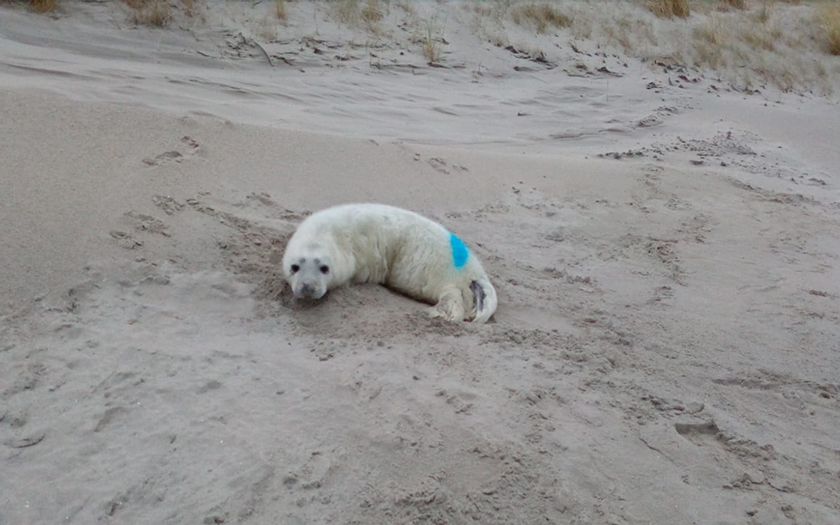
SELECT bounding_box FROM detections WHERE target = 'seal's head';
[285,254,333,300]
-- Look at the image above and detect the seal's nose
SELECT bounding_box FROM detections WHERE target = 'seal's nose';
[296,282,320,298]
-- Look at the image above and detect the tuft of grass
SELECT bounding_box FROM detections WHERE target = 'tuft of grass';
[717,0,744,10]
[742,21,781,51]
[754,0,774,24]
[275,0,286,21]
[394,1,415,16]
[361,0,382,23]
[332,0,383,31]
[693,14,726,67]
[333,0,357,25]
[252,15,278,42]
[420,15,445,64]
[180,0,198,18]
[511,3,570,34]
[819,3,840,55]
[694,14,726,47]
[602,15,656,52]
[647,0,690,19]
[179,0,206,20]
[423,26,440,63]
[423,36,439,63]
[28,0,58,13]
[125,0,172,27]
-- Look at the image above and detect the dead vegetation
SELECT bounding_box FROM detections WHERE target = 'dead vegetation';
[29,0,57,13]
[121,0,206,26]
[683,1,837,92]
[331,0,385,31]
[423,29,440,63]
[361,0,383,23]
[819,2,840,55]
[754,0,775,23]
[693,15,726,66]
[511,3,571,33]
[125,0,172,27]
[647,0,690,18]
[406,11,446,65]
[0,0,60,13]
[394,1,415,16]
[180,0,199,18]
[717,0,745,10]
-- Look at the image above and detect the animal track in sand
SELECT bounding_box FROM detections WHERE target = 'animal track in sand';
[674,420,720,446]
[123,211,171,237]
[142,150,183,166]
[712,371,839,403]
[109,230,143,250]
[284,452,333,492]
[109,211,172,250]
[142,136,202,167]
[437,388,477,415]
[674,419,779,467]
[94,406,128,433]
[599,130,758,167]
[427,157,469,175]
[152,195,185,215]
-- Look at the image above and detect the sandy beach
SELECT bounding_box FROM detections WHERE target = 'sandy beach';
[1,1,839,523]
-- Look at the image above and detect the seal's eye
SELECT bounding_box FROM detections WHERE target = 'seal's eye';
[320,265,330,274]
[290,264,300,274]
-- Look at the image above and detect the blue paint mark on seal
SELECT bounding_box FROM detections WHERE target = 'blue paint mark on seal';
[449,232,469,269]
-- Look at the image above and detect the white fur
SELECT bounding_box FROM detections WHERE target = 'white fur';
[282,203,497,323]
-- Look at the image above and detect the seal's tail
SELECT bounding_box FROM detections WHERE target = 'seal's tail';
[470,277,498,324]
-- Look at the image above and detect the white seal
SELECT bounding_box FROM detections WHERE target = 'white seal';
[282,203,497,323]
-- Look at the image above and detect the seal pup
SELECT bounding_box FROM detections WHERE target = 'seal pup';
[282,203,497,323]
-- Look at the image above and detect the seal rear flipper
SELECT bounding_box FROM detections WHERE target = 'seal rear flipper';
[470,278,497,324]
[470,280,486,312]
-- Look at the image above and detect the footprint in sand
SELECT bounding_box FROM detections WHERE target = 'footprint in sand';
[123,211,171,237]
[109,230,142,249]
[142,150,183,166]
[152,195,185,215]
[108,208,171,250]
[109,212,170,249]
[94,406,128,433]
[142,136,202,166]
[427,157,469,175]
[674,420,720,446]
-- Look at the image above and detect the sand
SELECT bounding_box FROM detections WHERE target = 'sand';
[1,1,839,524]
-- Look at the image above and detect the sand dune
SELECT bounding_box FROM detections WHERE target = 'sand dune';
[1,1,839,524]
